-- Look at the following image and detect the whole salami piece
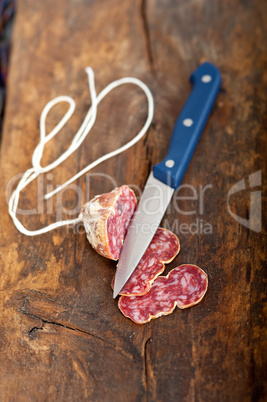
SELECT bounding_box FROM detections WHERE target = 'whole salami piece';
[112,228,180,296]
[118,264,208,324]
[80,185,137,260]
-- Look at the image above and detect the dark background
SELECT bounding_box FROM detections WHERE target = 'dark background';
[0,0,15,135]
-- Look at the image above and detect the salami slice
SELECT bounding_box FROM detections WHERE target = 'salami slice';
[112,228,180,296]
[80,185,137,260]
[118,264,208,324]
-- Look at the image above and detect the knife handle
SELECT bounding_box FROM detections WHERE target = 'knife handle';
[153,62,221,189]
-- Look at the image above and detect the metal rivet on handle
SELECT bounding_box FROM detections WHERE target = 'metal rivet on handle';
[165,159,175,168]
[201,74,212,83]
[183,118,193,127]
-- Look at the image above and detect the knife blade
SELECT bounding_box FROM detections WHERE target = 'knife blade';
[113,62,221,298]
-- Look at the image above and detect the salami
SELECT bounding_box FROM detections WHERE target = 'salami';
[118,264,208,324]
[80,185,137,260]
[112,228,180,296]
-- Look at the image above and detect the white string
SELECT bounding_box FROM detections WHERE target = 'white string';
[8,67,154,236]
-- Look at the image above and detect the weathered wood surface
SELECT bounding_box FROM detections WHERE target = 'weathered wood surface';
[0,0,266,401]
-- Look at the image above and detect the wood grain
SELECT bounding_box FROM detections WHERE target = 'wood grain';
[0,0,266,400]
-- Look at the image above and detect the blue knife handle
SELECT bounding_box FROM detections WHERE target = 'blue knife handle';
[153,62,221,189]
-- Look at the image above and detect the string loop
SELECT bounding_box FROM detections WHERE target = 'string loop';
[8,67,154,236]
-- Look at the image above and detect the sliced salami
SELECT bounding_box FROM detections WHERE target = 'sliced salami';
[112,228,180,296]
[80,185,137,260]
[118,264,208,324]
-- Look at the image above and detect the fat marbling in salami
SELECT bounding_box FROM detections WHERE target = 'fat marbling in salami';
[80,185,136,260]
[118,264,208,324]
[112,228,180,296]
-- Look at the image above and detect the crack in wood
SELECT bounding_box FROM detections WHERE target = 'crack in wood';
[140,0,155,73]
[142,324,156,401]
[18,301,133,360]
[28,324,43,339]
[19,306,89,335]
[143,336,150,400]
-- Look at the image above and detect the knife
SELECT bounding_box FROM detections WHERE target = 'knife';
[113,62,221,298]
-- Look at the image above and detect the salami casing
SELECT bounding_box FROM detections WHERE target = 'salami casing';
[80,185,137,260]
[112,228,180,296]
[118,264,208,324]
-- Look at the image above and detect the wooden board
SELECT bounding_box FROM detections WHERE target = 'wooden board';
[0,0,266,400]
